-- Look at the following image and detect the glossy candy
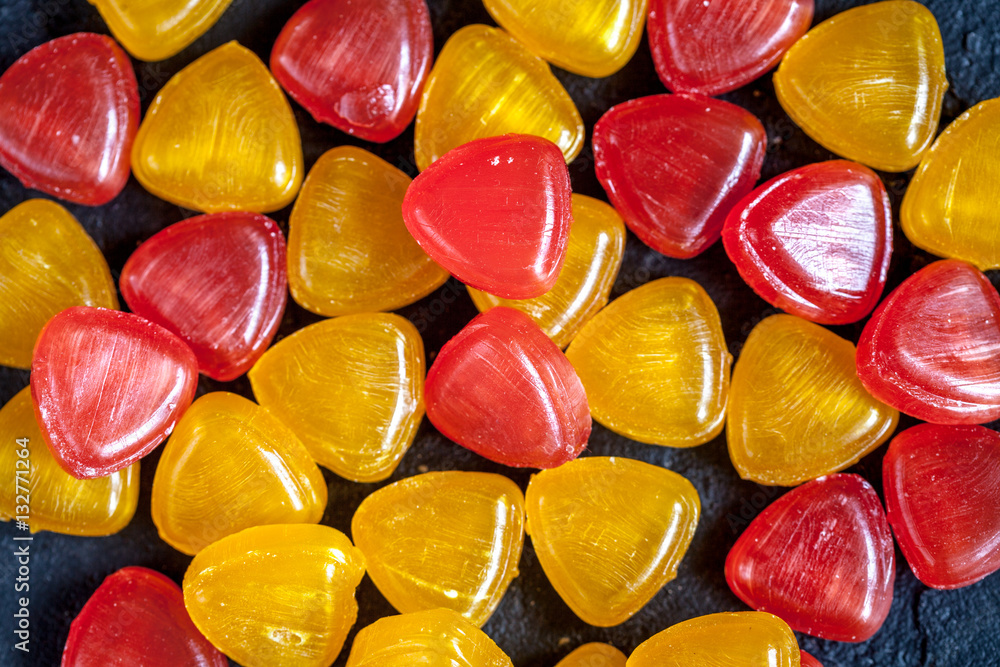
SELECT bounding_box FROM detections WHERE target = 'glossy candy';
[556,643,627,667]
[0,33,138,205]
[593,94,766,258]
[800,652,823,667]
[425,307,590,468]
[565,278,730,448]
[525,457,700,626]
[88,0,234,61]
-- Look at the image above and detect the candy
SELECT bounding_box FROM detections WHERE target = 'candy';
[88,0,234,61]
[31,307,198,479]
[725,474,895,642]
[425,307,590,468]
[131,41,303,213]
[565,278,730,448]
[0,33,138,205]
[555,643,627,667]
[288,146,447,316]
[248,314,424,483]
[120,212,286,382]
[722,160,892,325]
[525,456,700,626]
[151,392,327,555]
[413,24,584,171]
[271,0,432,142]
[727,315,898,486]
[774,0,947,172]
[351,471,524,626]
[0,199,117,369]
[593,94,765,258]
[800,652,823,667]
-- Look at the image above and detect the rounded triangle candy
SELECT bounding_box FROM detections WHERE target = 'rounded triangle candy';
[556,643,627,667]
[88,0,234,61]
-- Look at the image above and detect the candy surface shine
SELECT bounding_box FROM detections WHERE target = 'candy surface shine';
[88,0,234,61]
[566,277,730,448]
[183,524,366,667]
[414,24,584,171]
[249,314,425,483]
[728,315,898,486]
[774,0,947,172]
[152,392,327,555]
[555,643,627,667]
[132,41,303,213]
[0,199,118,369]
[526,457,700,627]
[352,471,524,626]
[288,146,447,316]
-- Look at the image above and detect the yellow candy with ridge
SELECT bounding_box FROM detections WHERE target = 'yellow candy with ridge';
[556,643,627,667]
[88,0,234,61]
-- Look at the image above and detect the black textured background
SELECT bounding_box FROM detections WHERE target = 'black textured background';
[1,0,1000,665]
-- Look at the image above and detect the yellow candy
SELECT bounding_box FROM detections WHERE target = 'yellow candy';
[774,0,947,172]
[288,146,448,316]
[556,643,627,667]
[248,314,424,483]
[132,41,303,213]
[151,392,327,555]
[414,24,584,171]
[0,387,137,536]
[902,98,1000,270]
[565,277,731,447]
[469,194,626,348]
[183,524,366,667]
[525,456,700,627]
[89,0,233,61]
[727,315,898,486]
[351,471,524,627]
[0,199,117,369]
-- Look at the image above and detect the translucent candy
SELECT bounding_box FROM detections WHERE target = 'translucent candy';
[88,0,234,61]
[556,643,627,667]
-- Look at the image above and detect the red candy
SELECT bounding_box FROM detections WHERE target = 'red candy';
[722,160,892,325]
[593,94,766,259]
[425,307,590,468]
[725,474,895,642]
[120,212,287,382]
[800,651,824,667]
[0,33,138,205]
[883,424,1000,589]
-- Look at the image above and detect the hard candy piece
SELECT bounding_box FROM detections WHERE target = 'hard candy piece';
[800,652,823,667]
[565,277,730,447]
[727,315,898,486]
[468,194,626,348]
[183,524,365,667]
[883,424,1000,589]
[774,0,947,172]
[902,98,1000,270]
[856,259,1000,424]
[722,160,892,325]
[413,24,583,171]
[725,474,895,642]
[0,33,138,205]
[62,567,226,667]
[593,94,766,258]
[152,392,327,555]
[288,146,447,316]
[31,307,198,479]
[525,456,700,626]
[556,643,627,667]
[271,0,432,142]
[120,212,287,382]
[248,314,424,483]
[0,387,137,537]
[351,471,524,626]
[403,134,572,300]
[88,0,234,61]
[0,199,117,369]
[131,41,303,213]
[425,307,590,468]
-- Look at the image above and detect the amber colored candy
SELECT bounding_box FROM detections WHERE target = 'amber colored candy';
[132,41,303,213]
[728,315,898,486]
[469,194,626,348]
[288,146,447,316]
[248,314,424,483]
[89,0,234,61]
[525,457,700,626]
[0,387,137,536]
[183,524,366,667]
[352,471,524,626]
[0,199,117,369]
[556,643,627,667]
[413,24,584,171]
[565,278,730,448]
[774,0,947,172]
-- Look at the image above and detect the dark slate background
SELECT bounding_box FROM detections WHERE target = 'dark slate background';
[1,0,999,665]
